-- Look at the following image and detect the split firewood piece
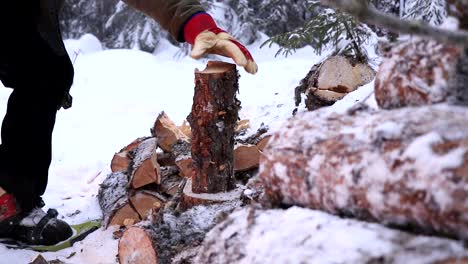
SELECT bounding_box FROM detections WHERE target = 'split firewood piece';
[178,120,192,139]
[235,119,250,133]
[256,135,272,152]
[156,151,175,167]
[172,139,193,178]
[233,144,260,172]
[98,171,140,228]
[110,137,149,172]
[153,111,190,153]
[259,104,468,241]
[129,190,166,220]
[187,61,240,193]
[159,166,183,196]
[118,202,239,264]
[129,137,161,189]
[195,207,468,263]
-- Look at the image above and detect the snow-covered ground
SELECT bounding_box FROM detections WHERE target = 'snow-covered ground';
[1,33,366,263]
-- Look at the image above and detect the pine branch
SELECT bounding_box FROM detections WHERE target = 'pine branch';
[320,0,468,46]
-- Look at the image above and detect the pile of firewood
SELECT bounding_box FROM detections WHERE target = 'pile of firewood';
[99,110,270,228]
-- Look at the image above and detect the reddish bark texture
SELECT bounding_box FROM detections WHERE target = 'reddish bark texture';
[187,61,240,193]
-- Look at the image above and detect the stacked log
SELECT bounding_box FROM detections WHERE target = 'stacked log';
[259,104,468,241]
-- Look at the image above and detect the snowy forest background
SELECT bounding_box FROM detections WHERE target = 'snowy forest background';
[59,0,447,56]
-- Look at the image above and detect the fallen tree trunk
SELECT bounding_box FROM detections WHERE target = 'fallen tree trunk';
[187,61,240,193]
[129,137,161,188]
[259,104,468,240]
[195,207,468,263]
[118,202,239,264]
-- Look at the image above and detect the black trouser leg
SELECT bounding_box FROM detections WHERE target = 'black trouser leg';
[0,32,73,212]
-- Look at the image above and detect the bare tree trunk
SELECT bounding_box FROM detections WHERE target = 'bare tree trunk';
[187,61,240,193]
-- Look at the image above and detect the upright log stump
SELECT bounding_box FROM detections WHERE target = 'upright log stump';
[183,61,242,209]
[187,61,240,194]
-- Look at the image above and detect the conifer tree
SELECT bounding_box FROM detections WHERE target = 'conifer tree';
[261,1,373,62]
[403,0,447,26]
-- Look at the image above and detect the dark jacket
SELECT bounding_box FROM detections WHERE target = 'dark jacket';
[0,0,205,108]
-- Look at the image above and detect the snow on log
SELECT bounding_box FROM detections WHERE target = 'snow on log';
[98,171,140,228]
[259,104,468,240]
[187,61,240,193]
[129,137,161,188]
[152,111,190,153]
[180,178,243,210]
[195,207,468,263]
[233,144,260,172]
[118,202,239,264]
[374,39,466,109]
[110,137,148,172]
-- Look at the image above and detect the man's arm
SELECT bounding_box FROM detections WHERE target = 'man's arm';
[122,0,204,42]
[122,0,258,74]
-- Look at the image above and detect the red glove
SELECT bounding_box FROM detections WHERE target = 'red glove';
[184,13,258,74]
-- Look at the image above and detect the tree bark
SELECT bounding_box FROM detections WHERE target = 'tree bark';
[195,207,468,263]
[259,104,468,241]
[187,61,240,193]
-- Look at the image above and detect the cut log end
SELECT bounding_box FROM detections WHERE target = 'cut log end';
[131,158,161,188]
[118,226,158,264]
[153,111,189,153]
[234,144,260,172]
[111,151,131,172]
[109,204,140,227]
[130,191,165,220]
[196,61,237,75]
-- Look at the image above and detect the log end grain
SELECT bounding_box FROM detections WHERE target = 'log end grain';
[118,226,158,264]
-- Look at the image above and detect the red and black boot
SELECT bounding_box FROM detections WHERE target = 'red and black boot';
[0,188,72,246]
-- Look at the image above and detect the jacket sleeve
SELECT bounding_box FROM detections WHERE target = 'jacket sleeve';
[122,0,205,42]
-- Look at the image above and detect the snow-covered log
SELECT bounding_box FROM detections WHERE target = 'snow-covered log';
[375,39,466,109]
[129,137,161,188]
[118,202,239,264]
[187,61,240,193]
[195,207,468,264]
[259,104,468,240]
